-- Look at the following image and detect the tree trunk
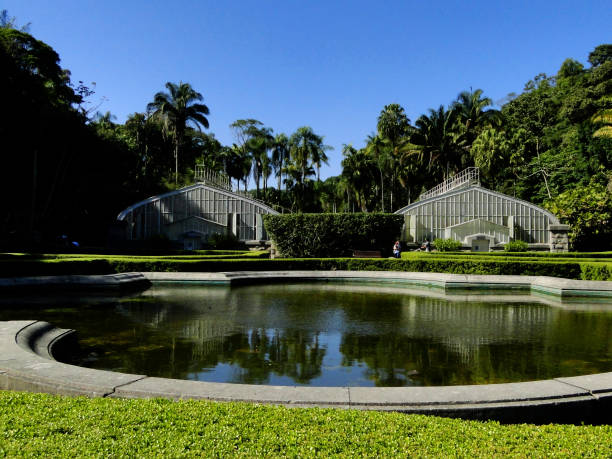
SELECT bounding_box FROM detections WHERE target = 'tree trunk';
[536,139,552,199]
[30,149,37,235]
[174,127,180,186]
[379,168,385,212]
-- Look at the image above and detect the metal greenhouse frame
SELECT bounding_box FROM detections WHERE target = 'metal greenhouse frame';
[395,168,569,251]
[117,169,279,245]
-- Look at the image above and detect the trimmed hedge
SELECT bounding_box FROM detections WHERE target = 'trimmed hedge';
[0,259,117,277]
[3,256,611,280]
[1,392,610,457]
[433,238,462,252]
[1,250,611,280]
[410,251,612,259]
[580,262,612,281]
[263,213,404,257]
[504,240,529,252]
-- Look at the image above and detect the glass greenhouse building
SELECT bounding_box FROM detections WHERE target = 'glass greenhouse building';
[394,168,569,252]
[117,168,279,248]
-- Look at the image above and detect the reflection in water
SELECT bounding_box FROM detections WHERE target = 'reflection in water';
[0,283,611,386]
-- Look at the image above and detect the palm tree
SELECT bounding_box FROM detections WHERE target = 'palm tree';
[224,145,247,191]
[365,134,391,211]
[376,104,414,210]
[413,105,461,180]
[94,111,117,128]
[282,162,315,211]
[271,133,290,191]
[452,88,501,153]
[247,127,274,197]
[341,144,374,211]
[592,96,612,138]
[289,126,331,185]
[147,82,209,184]
[311,140,332,182]
[376,103,411,146]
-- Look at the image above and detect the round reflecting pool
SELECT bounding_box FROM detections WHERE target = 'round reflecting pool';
[2,283,611,387]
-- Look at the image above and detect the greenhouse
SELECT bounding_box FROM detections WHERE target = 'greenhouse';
[117,167,279,248]
[395,168,570,252]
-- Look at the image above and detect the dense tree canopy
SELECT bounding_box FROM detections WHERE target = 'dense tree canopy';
[0,21,610,250]
[328,46,612,249]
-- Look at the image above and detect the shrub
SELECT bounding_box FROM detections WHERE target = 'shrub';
[433,238,462,252]
[545,172,612,250]
[504,240,529,252]
[580,262,612,281]
[207,232,241,250]
[144,234,173,250]
[263,213,404,258]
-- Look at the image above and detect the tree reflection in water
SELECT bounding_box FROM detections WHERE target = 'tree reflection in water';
[1,283,610,386]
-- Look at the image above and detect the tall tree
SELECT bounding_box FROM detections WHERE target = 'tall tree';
[588,44,612,67]
[0,27,84,239]
[376,103,411,146]
[229,119,263,192]
[147,82,209,185]
[0,9,30,32]
[413,105,461,180]
[246,126,274,197]
[271,133,290,191]
[502,73,558,199]
[452,88,501,157]
[376,104,412,210]
[311,141,331,182]
[365,134,391,211]
[341,144,375,212]
[289,126,329,186]
[224,144,249,191]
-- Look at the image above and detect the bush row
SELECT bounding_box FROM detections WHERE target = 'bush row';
[2,257,611,280]
[400,252,612,265]
[504,240,529,252]
[432,238,462,252]
[402,251,612,259]
[263,213,404,257]
[49,251,270,261]
[580,263,612,281]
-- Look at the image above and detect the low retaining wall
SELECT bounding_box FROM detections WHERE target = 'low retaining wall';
[0,272,150,293]
[143,271,612,299]
[1,271,612,300]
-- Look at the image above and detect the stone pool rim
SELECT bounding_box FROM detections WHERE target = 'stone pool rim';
[1,271,611,423]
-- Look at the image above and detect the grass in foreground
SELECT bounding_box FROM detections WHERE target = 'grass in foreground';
[0,391,610,457]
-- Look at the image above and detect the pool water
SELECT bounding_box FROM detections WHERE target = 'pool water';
[2,283,611,387]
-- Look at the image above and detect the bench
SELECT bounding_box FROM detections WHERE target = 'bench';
[352,250,382,258]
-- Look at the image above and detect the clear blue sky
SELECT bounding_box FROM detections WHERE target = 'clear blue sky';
[5,1,611,179]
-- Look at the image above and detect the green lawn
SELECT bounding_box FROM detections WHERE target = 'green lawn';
[0,391,610,457]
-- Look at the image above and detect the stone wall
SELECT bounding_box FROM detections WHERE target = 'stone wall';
[549,224,570,252]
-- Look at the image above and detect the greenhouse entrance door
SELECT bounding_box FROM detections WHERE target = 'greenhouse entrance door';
[471,237,490,252]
